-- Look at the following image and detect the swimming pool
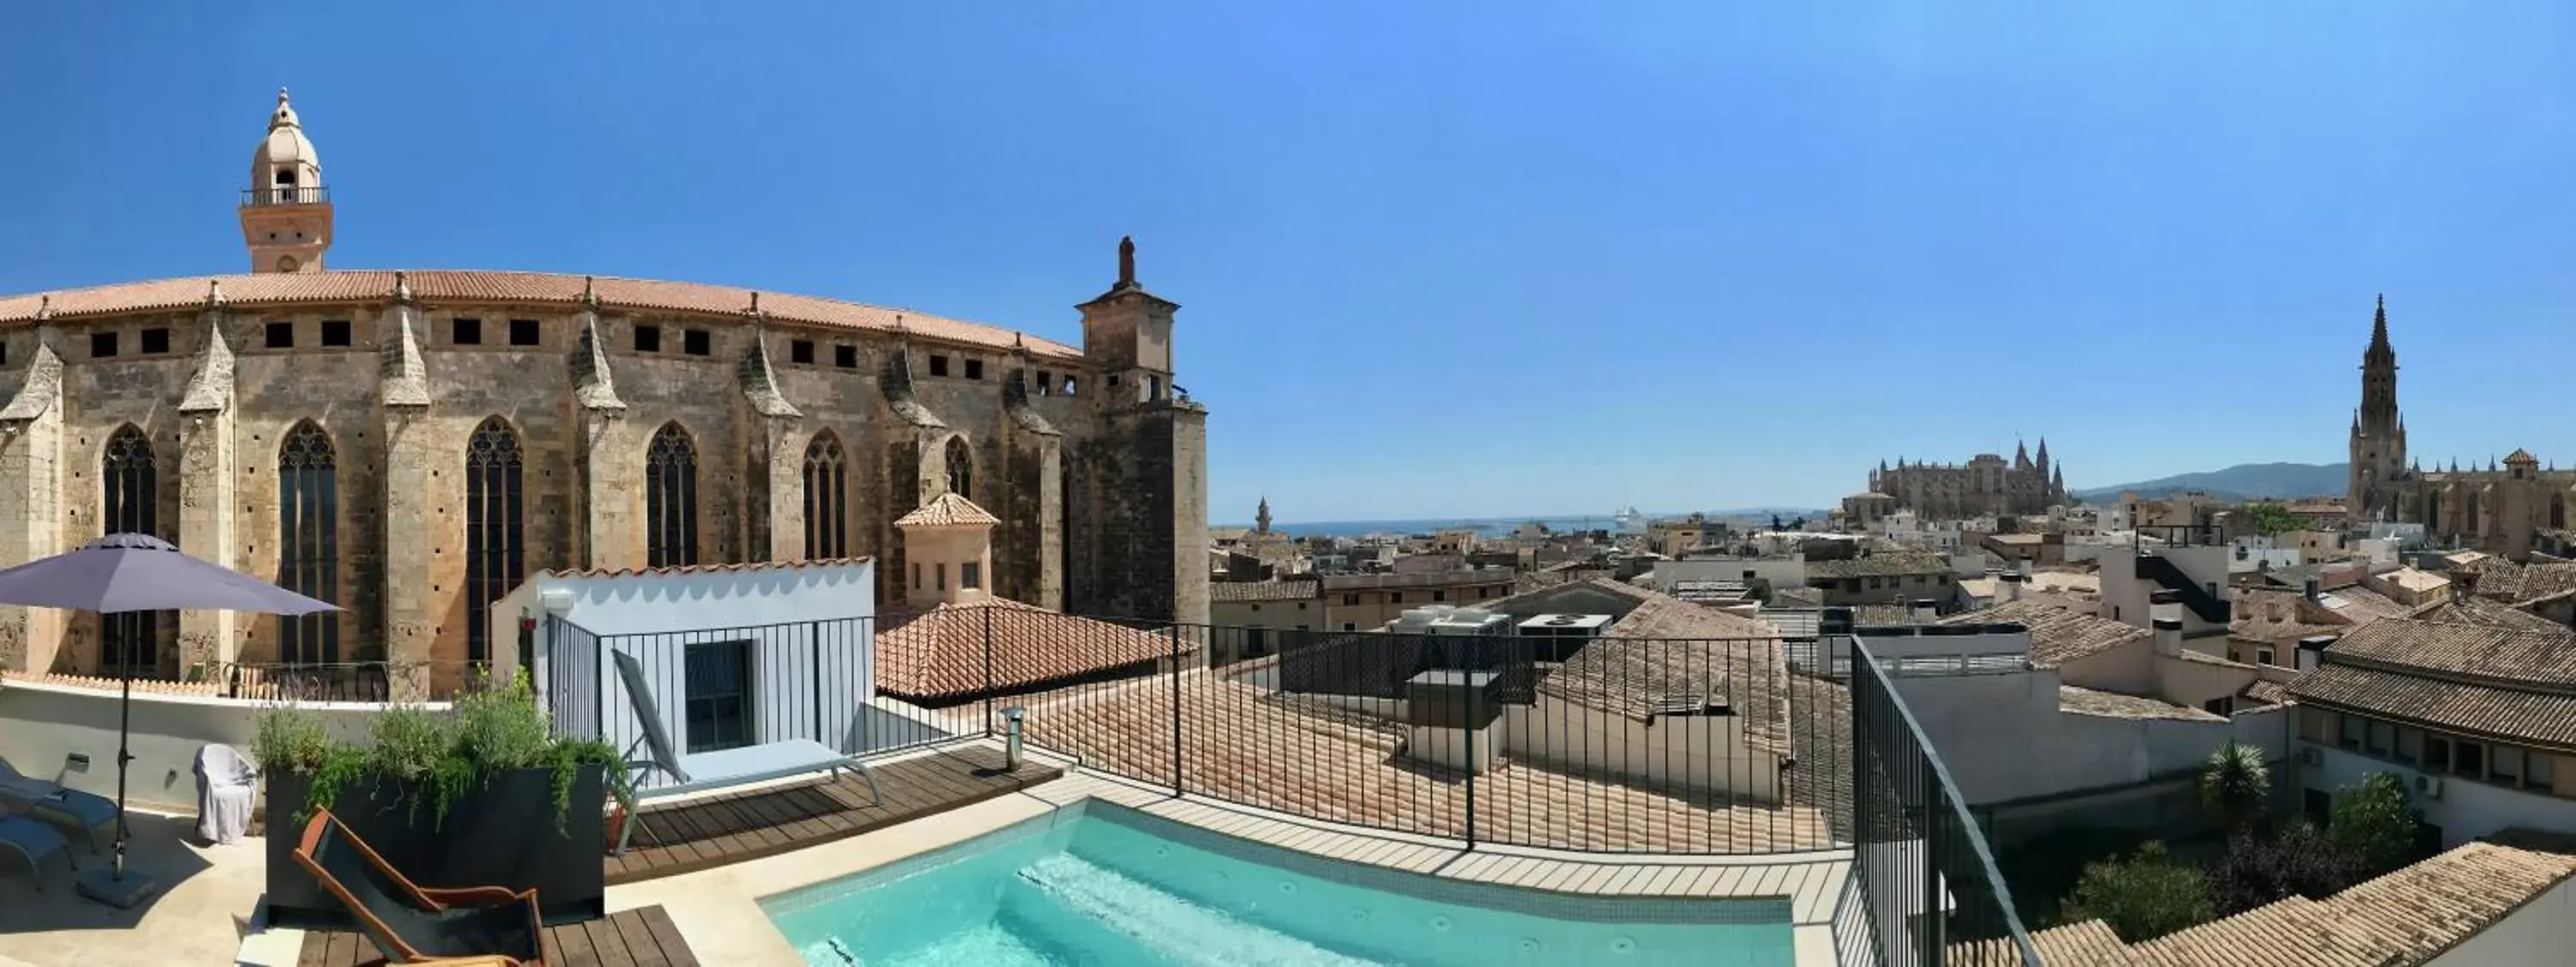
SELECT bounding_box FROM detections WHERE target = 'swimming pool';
[762,802,1795,966]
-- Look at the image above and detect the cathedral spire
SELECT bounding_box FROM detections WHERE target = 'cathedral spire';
[2369,294,2391,354]
[1255,496,1273,535]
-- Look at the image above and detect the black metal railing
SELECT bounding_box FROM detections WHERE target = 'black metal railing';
[242,185,330,206]
[211,660,489,703]
[534,605,1861,855]
[1847,636,2039,966]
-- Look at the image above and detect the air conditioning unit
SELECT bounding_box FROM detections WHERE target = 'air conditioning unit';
[2298,747,2323,768]
[2415,774,2444,800]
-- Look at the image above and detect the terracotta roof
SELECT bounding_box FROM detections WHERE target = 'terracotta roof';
[1208,580,1318,603]
[1804,552,1953,579]
[2061,685,2223,721]
[2407,593,2570,633]
[2453,557,2576,604]
[0,270,1083,359]
[874,600,1190,699]
[2240,678,2292,706]
[2330,617,2576,686]
[1941,599,2147,669]
[2287,663,2576,749]
[2230,587,2351,645]
[1024,672,1833,854]
[2120,841,2576,965]
[893,492,999,528]
[2030,920,2134,965]
[544,556,872,580]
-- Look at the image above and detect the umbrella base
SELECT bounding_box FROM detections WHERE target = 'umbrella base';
[76,867,161,909]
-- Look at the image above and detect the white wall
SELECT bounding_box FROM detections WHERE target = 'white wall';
[1499,696,1781,803]
[1649,556,1806,591]
[2432,876,2576,965]
[1891,668,2280,807]
[0,678,398,812]
[2300,742,2576,848]
[507,562,877,784]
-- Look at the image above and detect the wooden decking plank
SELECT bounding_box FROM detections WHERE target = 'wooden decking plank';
[553,911,603,967]
[640,905,702,967]
[294,929,331,967]
[610,908,677,967]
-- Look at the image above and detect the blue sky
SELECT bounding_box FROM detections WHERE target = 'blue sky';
[3,3,2571,524]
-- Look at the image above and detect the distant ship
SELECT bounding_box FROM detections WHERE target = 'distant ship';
[1613,505,1643,532]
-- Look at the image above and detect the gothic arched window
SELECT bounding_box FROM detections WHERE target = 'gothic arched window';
[465,418,525,666]
[805,432,848,559]
[100,426,165,677]
[277,422,339,666]
[646,423,699,568]
[945,435,973,501]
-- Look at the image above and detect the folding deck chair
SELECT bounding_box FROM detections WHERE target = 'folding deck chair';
[607,649,883,855]
[290,809,544,966]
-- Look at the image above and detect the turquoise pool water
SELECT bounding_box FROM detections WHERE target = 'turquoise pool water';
[762,803,1795,966]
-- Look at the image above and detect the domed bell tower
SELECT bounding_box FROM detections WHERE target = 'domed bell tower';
[239,88,333,273]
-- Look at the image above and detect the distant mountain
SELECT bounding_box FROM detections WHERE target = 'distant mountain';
[2072,462,2347,502]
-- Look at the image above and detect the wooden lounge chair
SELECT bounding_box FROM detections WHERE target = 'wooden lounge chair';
[607,648,881,855]
[290,809,544,966]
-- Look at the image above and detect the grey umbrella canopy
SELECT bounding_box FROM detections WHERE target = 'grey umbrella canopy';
[0,532,337,615]
[0,532,338,907]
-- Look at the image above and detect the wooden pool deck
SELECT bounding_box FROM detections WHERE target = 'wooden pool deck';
[295,905,697,967]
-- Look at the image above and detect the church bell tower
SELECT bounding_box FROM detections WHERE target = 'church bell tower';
[239,88,333,273]
[2348,295,2407,523]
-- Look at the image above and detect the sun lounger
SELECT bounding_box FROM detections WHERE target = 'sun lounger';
[0,814,75,892]
[0,757,117,852]
[607,649,882,855]
[291,809,543,966]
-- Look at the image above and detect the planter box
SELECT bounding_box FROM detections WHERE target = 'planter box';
[264,764,606,928]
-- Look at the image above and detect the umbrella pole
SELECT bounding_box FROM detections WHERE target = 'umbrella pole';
[113,656,131,879]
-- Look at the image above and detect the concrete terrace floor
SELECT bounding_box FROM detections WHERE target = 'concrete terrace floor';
[0,811,267,967]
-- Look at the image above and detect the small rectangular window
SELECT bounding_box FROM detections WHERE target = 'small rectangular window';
[1342,593,1358,605]
[1343,623,1357,631]
[930,355,951,377]
[2397,727,2422,763]
[2366,721,2393,757]
[452,317,483,345]
[682,640,753,754]
[2425,736,2451,771]
[791,339,816,364]
[89,332,117,358]
[509,319,541,346]
[964,358,983,380]
[635,325,662,352]
[1432,590,1447,603]
[2338,714,2363,750]
[834,344,858,368]
[961,561,981,589]
[265,321,295,348]
[1064,376,1078,395]
[2456,740,2485,778]
[2,343,11,367]
[140,328,171,355]
[683,329,711,356]
[1036,370,1054,394]
[320,319,351,347]
[2531,752,2558,792]
[936,563,947,591]
[2494,746,2524,786]
[1390,592,1404,604]
[2257,646,2276,666]
[911,562,920,590]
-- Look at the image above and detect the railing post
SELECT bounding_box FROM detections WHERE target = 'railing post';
[982,605,997,738]
[1464,651,1479,852]
[1169,623,1185,796]
[811,620,824,745]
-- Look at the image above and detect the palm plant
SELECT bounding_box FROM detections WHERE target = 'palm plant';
[2200,741,2271,834]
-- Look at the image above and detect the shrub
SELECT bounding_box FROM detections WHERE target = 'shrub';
[2330,772,2425,879]
[2209,821,2354,915]
[255,673,627,831]
[2060,842,2216,943]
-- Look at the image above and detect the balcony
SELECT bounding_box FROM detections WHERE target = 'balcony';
[241,185,331,206]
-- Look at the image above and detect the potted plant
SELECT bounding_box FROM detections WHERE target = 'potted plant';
[257,675,623,927]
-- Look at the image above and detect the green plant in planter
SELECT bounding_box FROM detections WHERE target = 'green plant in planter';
[255,672,629,833]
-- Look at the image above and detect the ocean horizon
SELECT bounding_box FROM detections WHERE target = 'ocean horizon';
[1225,509,1828,538]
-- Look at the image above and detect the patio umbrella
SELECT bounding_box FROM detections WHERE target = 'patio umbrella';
[0,532,337,909]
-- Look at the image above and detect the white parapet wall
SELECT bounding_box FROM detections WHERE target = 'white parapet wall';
[1499,695,1783,803]
[0,678,412,812]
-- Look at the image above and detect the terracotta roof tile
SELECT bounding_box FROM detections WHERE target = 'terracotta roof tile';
[1804,551,1953,580]
[2127,841,2576,965]
[2330,617,2576,686]
[1208,580,1318,603]
[2406,593,2570,633]
[875,600,1189,700]
[2062,685,2224,721]
[892,492,999,528]
[0,270,1082,359]
[1941,599,2147,669]
[2287,663,2576,749]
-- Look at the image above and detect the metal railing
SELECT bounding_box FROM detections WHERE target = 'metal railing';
[211,660,490,703]
[242,185,330,206]
[1847,636,2039,966]
[537,605,1857,855]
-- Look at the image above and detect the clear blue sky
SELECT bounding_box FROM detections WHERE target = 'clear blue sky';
[3,3,2572,524]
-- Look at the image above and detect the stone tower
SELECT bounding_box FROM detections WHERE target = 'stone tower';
[239,88,333,273]
[2348,295,2408,523]
[1255,496,1272,535]
[1066,237,1211,627]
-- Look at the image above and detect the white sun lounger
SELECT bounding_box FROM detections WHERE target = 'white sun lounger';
[607,649,882,855]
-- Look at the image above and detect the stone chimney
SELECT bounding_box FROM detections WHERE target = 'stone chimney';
[2016,558,2033,581]
[1911,598,1940,622]
[2153,617,2184,657]
[1999,571,2024,603]
[2149,588,2183,631]
[2303,577,2320,602]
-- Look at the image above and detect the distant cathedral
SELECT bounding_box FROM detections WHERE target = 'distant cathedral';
[1855,442,2067,520]
[2348,296,2568,560]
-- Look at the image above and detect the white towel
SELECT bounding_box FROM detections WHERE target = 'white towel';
[194,745,257,845]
